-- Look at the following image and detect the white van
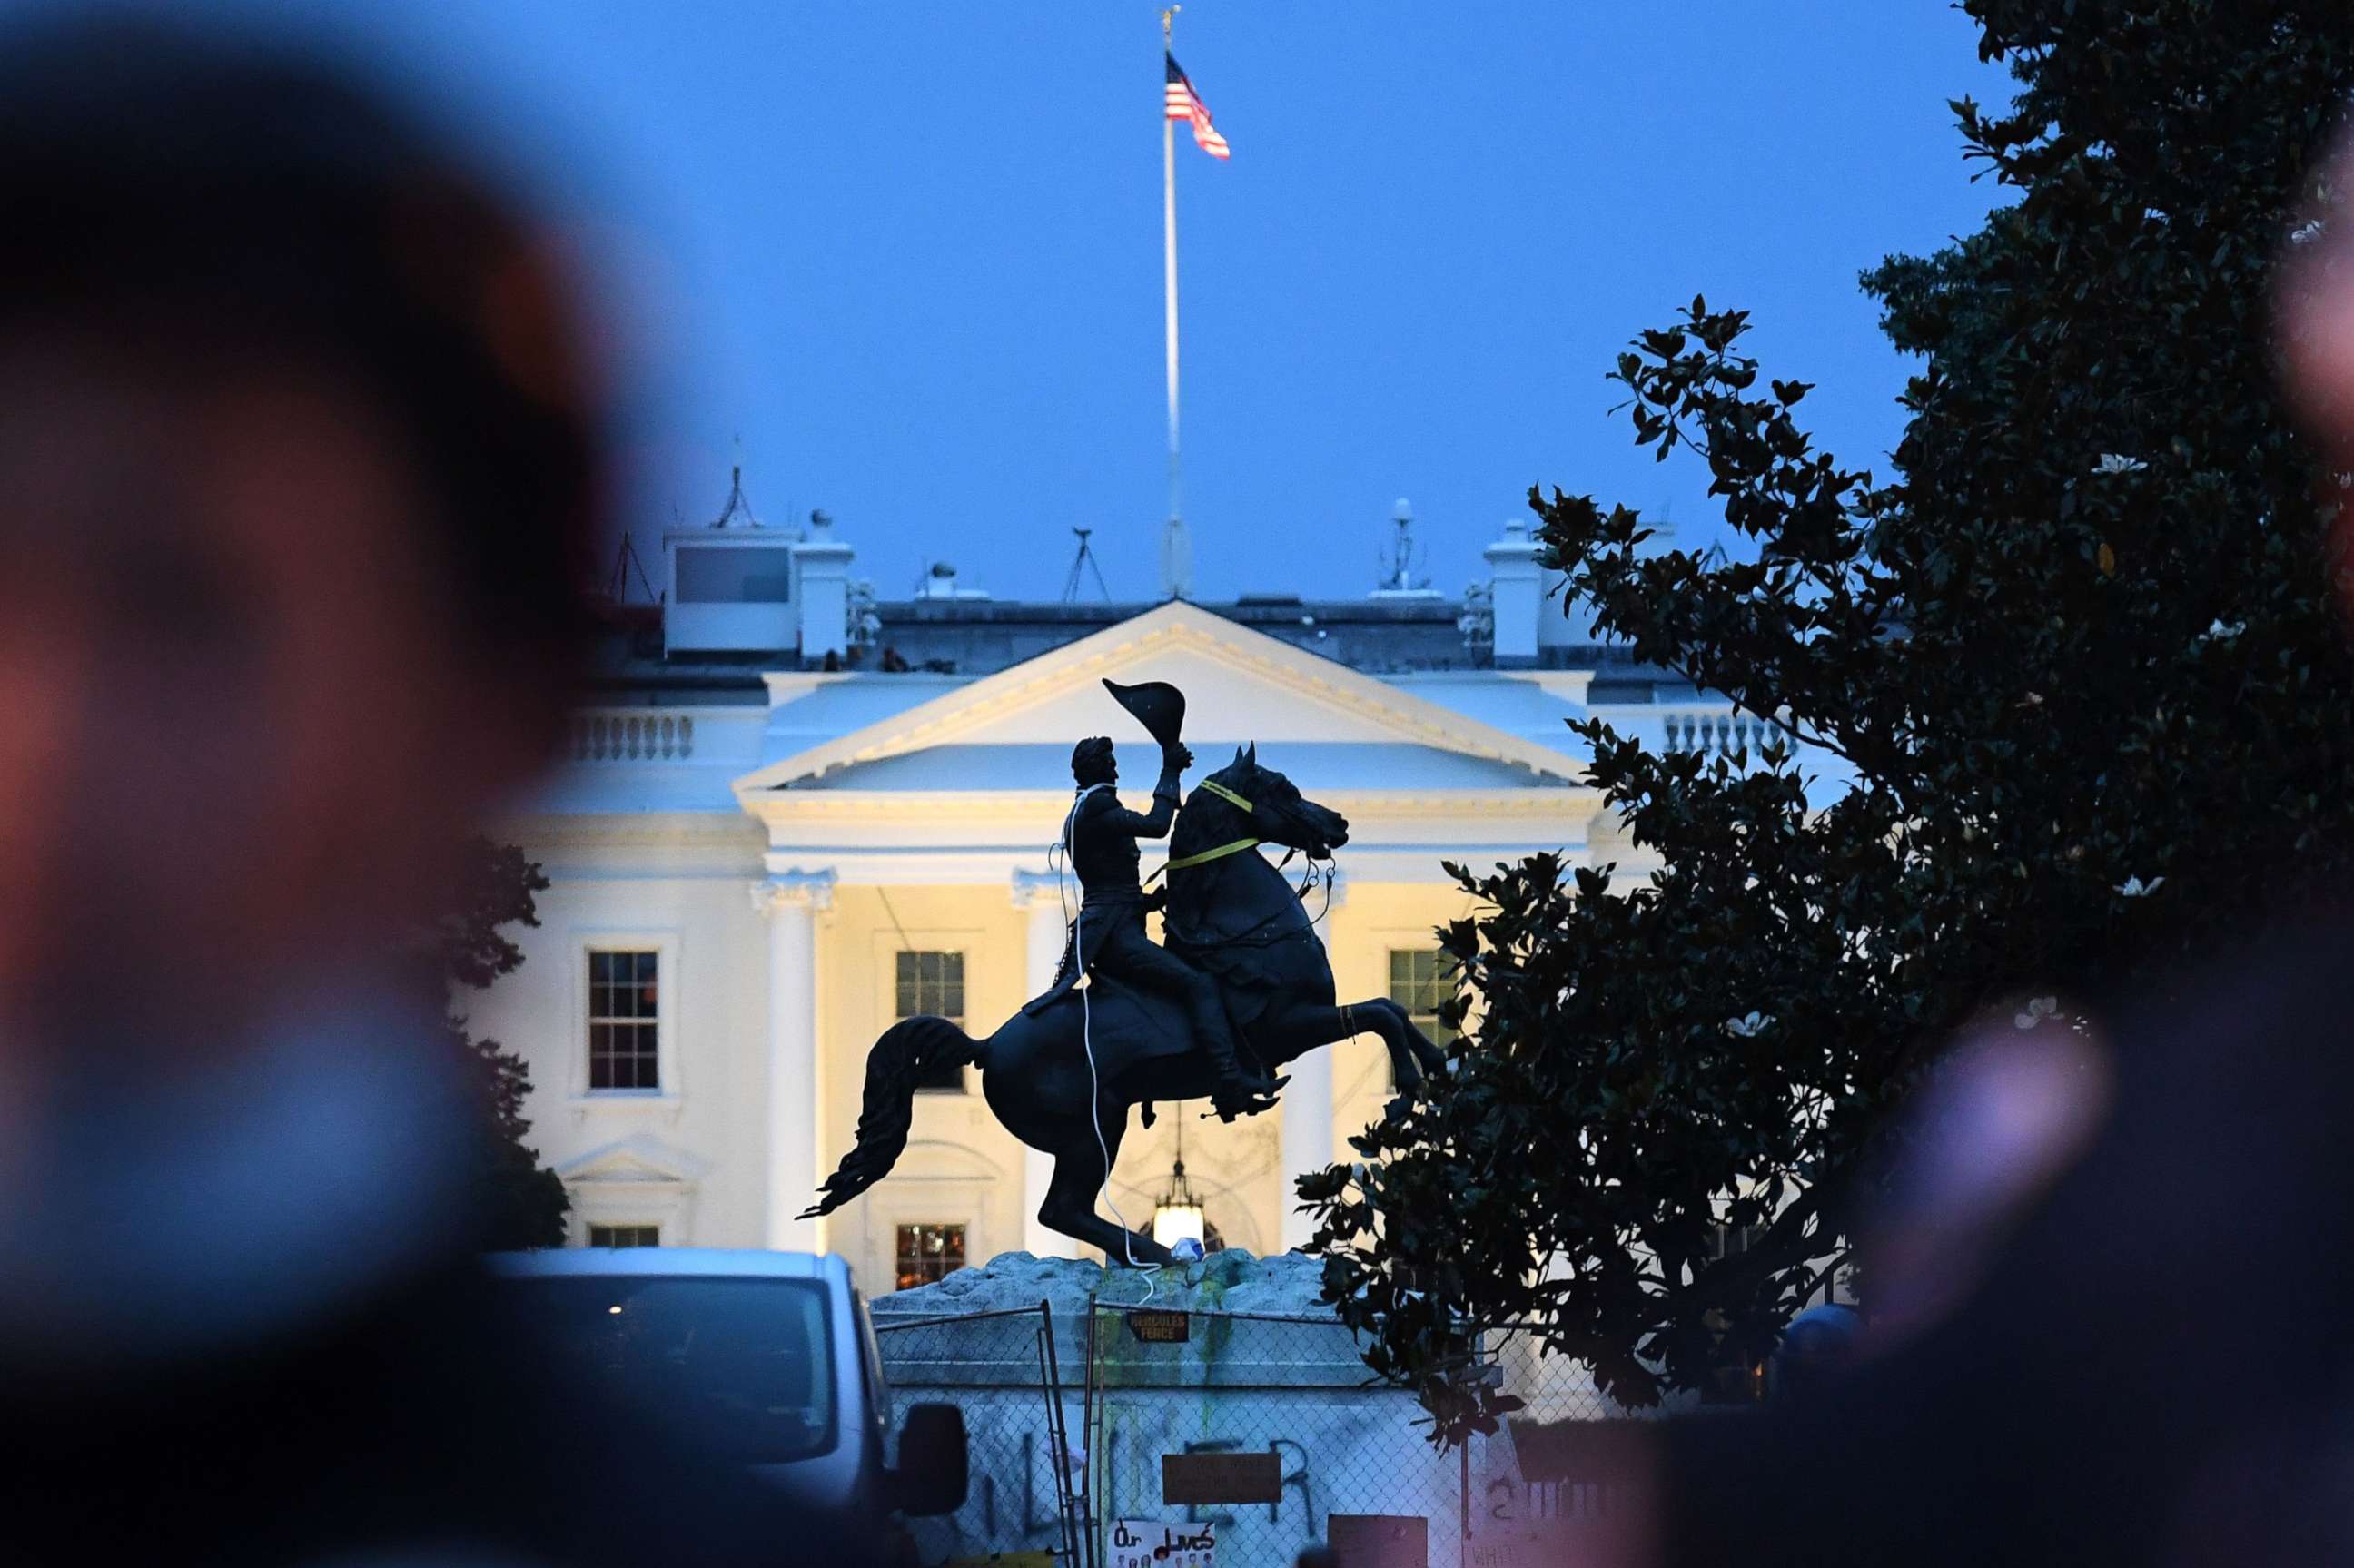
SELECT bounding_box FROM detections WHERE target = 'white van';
[482,1248,966,1545]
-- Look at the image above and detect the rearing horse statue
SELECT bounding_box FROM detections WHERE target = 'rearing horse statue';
[802,744,1450,1265]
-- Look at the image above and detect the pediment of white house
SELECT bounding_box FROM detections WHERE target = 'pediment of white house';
[734,602,1585,800]
[557,1134,707,1191]
[557,1135,708,1247]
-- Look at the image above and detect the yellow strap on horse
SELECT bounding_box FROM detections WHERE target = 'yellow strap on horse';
[1147,835,1262,884]
[1144,777,1261,884]
[1195,777,1254,813]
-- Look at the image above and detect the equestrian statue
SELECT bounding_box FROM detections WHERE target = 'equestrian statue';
[802,678,1451,1265]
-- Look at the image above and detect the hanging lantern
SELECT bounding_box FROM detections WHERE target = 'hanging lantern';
[1152,1154,1206,1252]
[1151,1105,1212,1253]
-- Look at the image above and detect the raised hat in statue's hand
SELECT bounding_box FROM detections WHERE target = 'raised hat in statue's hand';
[1103,679,1186,750]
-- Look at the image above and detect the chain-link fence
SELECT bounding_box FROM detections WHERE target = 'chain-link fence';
[1083,1306,1628,1568]
[874,1303,1083,1566]
[875,1298,1640,1568]
[1468,1323,1655,1561]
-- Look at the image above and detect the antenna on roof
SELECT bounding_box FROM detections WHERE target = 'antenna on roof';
[710,463,761,528]
[1063,528,1112,603]
[601,533,659,606]
[1378,497,1428,592]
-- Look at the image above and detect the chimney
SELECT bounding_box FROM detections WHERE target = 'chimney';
[1483,519,1542,666]
[791,508,854,666]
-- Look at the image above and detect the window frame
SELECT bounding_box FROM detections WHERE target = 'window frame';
[871,927,983,1096]
[586,1223,662,1249]
[892,1221,969,1291]
[587,949,663,1092]
[1382,945,1463,1090]
[1386,947,1464,1044]
[570,930,684,1108]
[895,948,970,1094]
[859,1157,993,1300]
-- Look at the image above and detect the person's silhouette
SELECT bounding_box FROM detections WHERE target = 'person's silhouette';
[0,15,871,1564]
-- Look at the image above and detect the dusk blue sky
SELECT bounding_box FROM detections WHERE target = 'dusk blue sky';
[211,4,2005,601]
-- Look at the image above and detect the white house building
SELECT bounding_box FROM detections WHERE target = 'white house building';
[470,501,1774,1299]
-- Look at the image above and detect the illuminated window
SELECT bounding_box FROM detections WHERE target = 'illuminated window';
[895,1222,966,1291]
[588,950,660,1090]
[587,1224,659,1248]
[896,951,967,1091]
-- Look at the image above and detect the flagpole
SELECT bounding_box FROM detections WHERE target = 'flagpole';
[1160,5,1191,599]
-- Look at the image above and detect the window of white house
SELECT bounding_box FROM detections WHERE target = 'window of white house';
[1387,949,1462,1045]
[896,951,967,1092]
[587,1224,660,1248]
[588,950,661,1090]
[894,1222,965,1290]
[1385,948,1461,1088]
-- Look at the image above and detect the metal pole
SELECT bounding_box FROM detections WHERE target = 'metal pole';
[1461,1435,1472,1549]
[1038,1300,1079,1566]
[1083,1292,1103,1568]
[1164,111,1180,518]
[1159,7,1189,600]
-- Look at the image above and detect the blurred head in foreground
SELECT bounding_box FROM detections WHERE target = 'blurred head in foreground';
[0,13,602,1051]
[0,22,867,1568]
[0,13,605,1353]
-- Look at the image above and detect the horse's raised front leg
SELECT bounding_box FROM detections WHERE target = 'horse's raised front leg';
[1372,995,1449,1080]
[1260,998,1429,1112]
[1038,1113,1172,1267]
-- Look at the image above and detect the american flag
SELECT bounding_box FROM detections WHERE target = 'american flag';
[1164,53,1231,160]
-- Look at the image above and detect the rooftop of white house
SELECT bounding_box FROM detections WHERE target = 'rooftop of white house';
[522,495,1826,826]
[583,494,1703,688]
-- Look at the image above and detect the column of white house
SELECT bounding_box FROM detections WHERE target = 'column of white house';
[1278,872,1342,1252]
[1012,869,1076,1257]
[1277,1054,1335,1253]
[754,868,836,1253]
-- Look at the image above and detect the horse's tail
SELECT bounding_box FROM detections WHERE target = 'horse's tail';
[798,1014,980,1220]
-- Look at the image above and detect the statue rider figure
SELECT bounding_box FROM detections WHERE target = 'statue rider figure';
[1063,734,1277,1121]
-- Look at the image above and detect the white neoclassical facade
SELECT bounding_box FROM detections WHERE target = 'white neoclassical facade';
[471,510,1770,1298]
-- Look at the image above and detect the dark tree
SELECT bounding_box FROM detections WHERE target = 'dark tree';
[439,836,569,1249]
[1305,0,2354,1435]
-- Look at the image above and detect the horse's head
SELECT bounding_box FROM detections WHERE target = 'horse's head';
[1209,744,1350,857]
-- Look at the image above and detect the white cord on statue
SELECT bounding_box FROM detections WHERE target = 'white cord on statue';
[1056,782,1154,1304]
